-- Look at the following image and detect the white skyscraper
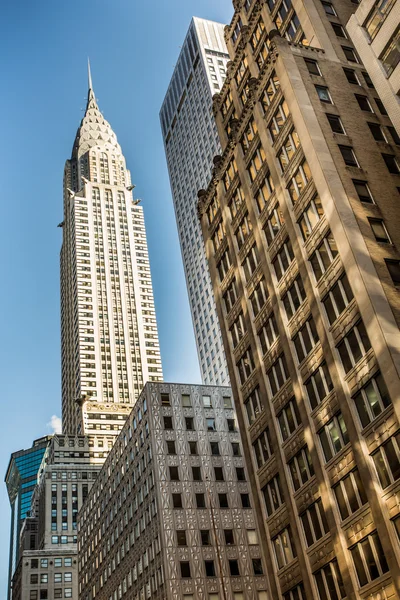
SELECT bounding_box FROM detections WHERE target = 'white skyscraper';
[160,18,230,385]
[61,65,163,436]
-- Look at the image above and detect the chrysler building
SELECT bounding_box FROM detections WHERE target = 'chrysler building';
[60,64,163,436]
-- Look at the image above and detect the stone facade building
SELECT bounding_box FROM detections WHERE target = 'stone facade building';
[197,0,400,599]
[78,382,268,600]
[347,0,400,135]
[160,18,230,386]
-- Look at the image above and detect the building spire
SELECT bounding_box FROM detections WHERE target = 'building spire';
[88,58,93,92]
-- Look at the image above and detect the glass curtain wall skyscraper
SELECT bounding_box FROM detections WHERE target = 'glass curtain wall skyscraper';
[160,18,230,385]
[61,65,163,436]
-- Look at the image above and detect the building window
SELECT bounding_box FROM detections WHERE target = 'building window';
[167,440,176,455]
[269,99,290,140]
[172,493,183,508]
[253,427,273,468]
[319,413,349,462]
[196,493,206,508]
[205,560,216,577]
[229,559,240,576]
[169,466,179,481]
[241,493,251,507]
[283,584,306,600]
[185,417,194,430]
[230,312,245,348]
[241,118,258,154]
[232,442,241,456]
[189,441,197,455]
[210,441,220,455]
[288,160,311,202]
[323,273,354,325]
[278,129,300,171]
[224,529,235,545]
[289,446,314,490]
[258,313,279,354]
[342,46,359,62]
[389,125,400,145]
[267,354,288,397]
[272,527,297,569]
[192,466,202,481]
[273,240,295,280]
[315,85,333,103]
[382,153,400,173]
[305,58,321,75]
[245,387,264,425]
[339,145,359,167]
[215,466,224,481]
[277,398,301,440]
[219,493,229,508]
[263,474,284,515]
[310,231,338,280]
[235,215,253,250]
[314,560,346,599]
[352,179,373,203]
[293,317,319,363]
[224,278,238,313]
[355,94,374,112]
[252,558,264,575]
[263,205,284,245]
[375,97,388,115]
[201,530,210,545]
[163,416,173,430]
[217,250,232,281]
[343,68,360,85]
[331,22,347,37]
[333,469,367,519]
[365,0,396,40]
[248,145,267,181]
[305,362,334,409]
[255,172,275,213]
[229,186,245,218]
[326,113,346,134]
[177,530,187,546]
[385,259,400,285]
[237,347,255,384]
[381,27,400,75]
[161,392,170,405]
[249,277,268,316]
[300,499,329,546]
[372,431,400,488]
[337,320,371,373]
[180,562,191,578]
[322,1,337,14]
[261,71,281,112]
[351,532,389,586]
[282,275,306,319]
[298,195,324,241]
[368,122,387,141]
[242,245,260,281]
[369,218,391,243]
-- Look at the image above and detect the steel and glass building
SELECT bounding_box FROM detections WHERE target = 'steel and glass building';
[198,0,400,598]
[160,18,230,385]
[5,436,52,600]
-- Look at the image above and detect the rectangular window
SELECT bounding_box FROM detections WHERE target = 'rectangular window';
[369,218,391,243]
[388,125,400,145]
[278,398,301,440]
[224,278,238,313]
[375,97,388,115]
[323,273,354,324]
[243,245,260,281]
[263,205,284,245]
[314,560,346,599]
[273,240,294,280]
[237,347,255,385]
[343,68,360,85]
[331,22,347,37]
[229,186,245,218]
[258,313,279,354]
[288,160,311,202]
[217,250,232,281]
[223,159,238,191]
[167,440,176,455]
[305,58,321,75]
[255,172,275,213]
[300,499,329,546]
[201,530,210,545]
[263,474,284,515]
[327,113,346,134]
[172,493,183,508]
[283,584,306,600]
[365,0,396,40]
[250,278,269,316]
[272,527,297,569]
[293,317,319,363]
[351,532,389,586]
[322,1,337,14]
[333,469,367,520]
[235,214,253,250]
[177,530,187,546]
[219,493,229,508]
[180,562,191,578]
[241,118,258,154]
[245,387,264,425]
[316,85,333,103]
[253,427,273,468]
[230,312,245,348]
[267,354,288,397]
[319,413,349,462]
[339,145,359,167]
[342,46,359,62]
[189,441,198,454]
[196,493,206,508]
[385,259,400,285]
[382,153,400,173]
[210,441,220,455]
[248,145,267,181]
[298,196,324,240]
[192,466,202,481]
[282,275,306,319]
[288,446,314,491]
[268,99,290,140]
[368,122,387,142]
[352,179,373,203]
[261,71,280,112]
[278,129,300,171]
[337,320,371,373]
[310,231,338,280]
[372,431,400,489]
[305,362,334,409]
[381,27,400,75]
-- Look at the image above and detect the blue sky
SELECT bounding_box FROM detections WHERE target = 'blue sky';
[0,0,233,593]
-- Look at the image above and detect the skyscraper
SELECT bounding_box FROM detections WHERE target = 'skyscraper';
[160,18,230,385]
[198,0,400,598]
[61,64,163,436]
[5,436,52,600]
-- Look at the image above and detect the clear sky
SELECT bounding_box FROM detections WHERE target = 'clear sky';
[0,0,233,593]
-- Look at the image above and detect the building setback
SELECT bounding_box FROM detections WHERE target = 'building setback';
[198,0,400,599]
[160,18,230,386]
[5,436,52,600]
[78,382,268,600]
[347,0,400,135]
[61,64,162,436]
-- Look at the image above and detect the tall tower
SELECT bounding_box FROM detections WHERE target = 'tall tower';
[198,0,400,598]
[61,64,163,436]
[160,18,230,385]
